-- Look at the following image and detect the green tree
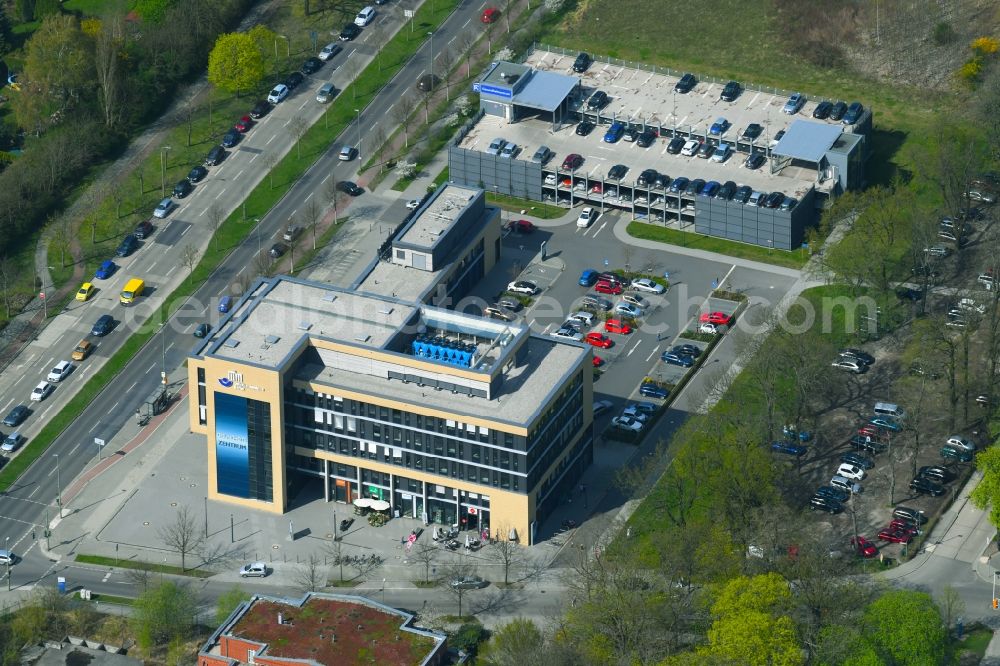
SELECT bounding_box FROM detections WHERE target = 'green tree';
[971,446,1000,527]
[858,590,945,665]
[131,581,197,652]
[132,0,174,23]
[33,0,59,18]
[207,32,264,96]
[698,573,804,666]
[481,617,546,666]
[0,7,12,56]
[215,586,251,627]
[15,0,35,23]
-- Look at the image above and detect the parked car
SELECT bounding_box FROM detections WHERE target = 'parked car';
[720,80,741,101]
[337,181,364,196]
[918,465,955,484]
[30,381,53,402]
[661,351,693,368]
[481,7,500,23]
[674,73,696,93]
[742,123,763,140]
[340,22,362,40]
[812,100,833,119]
[843,102,865,124]
[709,117,729,135]
[829,101,848,120]
[940,445,973,463]
[268,243,287,259]
[910,476,946,497]
[667,137,686,154]
[605,318,632,334]
[945,436,976,452]
[187,165,208,184]
[593,400,614,416]
[636,169,658,187]
[782,92,806,114]
[572,52,591,73]
[631,278,664,294]
[771,441,806,456]
[316,83,337,103]
[809,496,842,514]
[587,90,609,110]
[575,121,595,136]
[877,527,913,544]
[552,327,583,342]
[318,42,343,61]
[637,129,657,147]
[840,348,874,365]
[193,323,211,338]
[594,280,623,295]
[711,143,732,163]
[3,406,28,427]
[815,486,849,503]
[680,139,700,156]
[1,432,23,454]
[869,416,901,432]
[205,145,226,166]
[840,452,874,470]
[561,154,583,170]
[240,562,269,578]
[612,415,644,432]
[301,56,323,75]
[851,536,878,558]
[639,382,668,399]
[699,311,734,326]
[744,152,766,170]
[249,100,271,119]
[116,234,139,257]
[732,186,752,204]
[507,281,538,295]
[584,332,613,348]
[837,463,865,480]
[267,83,289,103]
[893,506,927,524]
[576,207,595,228]
[607,164,628,180]
[531,146,553,164]
[152,198,175,219]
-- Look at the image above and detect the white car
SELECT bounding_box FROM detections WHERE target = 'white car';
[544,174,557,186]
[832,359,865,373]
[924,245,950,258]
[568,311,595,327]
[318,42,342,61]
[1,432,22,453]
[614,302,643,318]
[978,273,995,290]
[267,83,289,104]
[958,298,986,314]
[406,199,421,210]
[945,436,976,452]
[612,415,644,432]
[240,562,269,577]
[631,278,665,294]
[634,195,648,205]
[680,139,700,156]
[837,463,865,480]
[699,322,721,335]
[500,142,519,159]
[152,197,175,219]
[593,400,614,416]
[47,360,73,383]
[622,293,648,308]
[552,327,583,342]
[354,6,376,26]
[507,281,537,295]
[30,381,53,402]
[577,207,595,228]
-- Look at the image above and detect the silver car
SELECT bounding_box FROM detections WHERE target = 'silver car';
[240,562,269,577]
[500,142,519,159]
[316,83,337,103]
[486,137,506,155]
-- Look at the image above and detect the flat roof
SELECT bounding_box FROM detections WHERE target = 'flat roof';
[297,334,588,427]
[774,120,844,163]
[480,61,531,89]
[360,259,444,303]
[513,69,578,112]
[395,183,480,250]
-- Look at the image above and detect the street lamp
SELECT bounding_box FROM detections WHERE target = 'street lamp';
[355,108,362,163]
[53,454,62,519]
[275,35,290,58]
[381,577,386,604]
[5,536,9,591]
[159,146,171,197]
[428,31,434,87]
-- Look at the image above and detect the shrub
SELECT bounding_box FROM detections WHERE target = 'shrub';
[932,22,956,45]
[971,36,1000,56]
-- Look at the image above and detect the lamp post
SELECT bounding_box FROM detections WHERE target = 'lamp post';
[428,31,434,88]
[159,146,171,197]
[355,108,362,163]
[381,578,386,604]
[160,322,167,392]
[275,35,289,58]
[5,536,9,591]
[53,454,62,519]
[255,218,262,257]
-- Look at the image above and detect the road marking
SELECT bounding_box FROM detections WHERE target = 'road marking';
[322,174,331,184]
[290,208,298,218]
[627,341,642,356]
[215,188,226,199]
[198,208,207,217]
[146,363,156,374]
[110,401,119,413]
[266,135,276,145]
[1,399,11,413]
[45,356,54,368]
[102,571,112,582]
[235,169,245,180]
[299,99,309,110]
[128,381,137,392]
[28,486,38,498]
[592,221,607,239]
[89,423,99,433]
[746,92,761,108]
[148,259,159,272]
[166,265,177,277]
[646,346,661,362]
[40,405,53,420]
[462,17,471,28]
[180,226,191,236]
[249,152,259,163]
[68,442,80,455]
[304,192,314,202]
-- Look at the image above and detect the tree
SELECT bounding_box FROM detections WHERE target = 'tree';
[440,556,480,618]
[325,537,348,582]
[289,116,308,160]
[0,7,12,56]
[392,98,413,149]
[181,243,198,284]
[300,197,322,250]
[857,590,945,665]
[486,525,525,584]
[410,541,438,583]
[157,505,204,571]
[93,13,127,129]
[207,32,265,96]
[295,553,327,592]
[215,586,250,627]
[131,581,197,652]
[972,446,1000,528]
[481,617,546,666]
[207,203,225,251]
[264,152,278,189]
[15,0,35,24]
[349,553,385,583]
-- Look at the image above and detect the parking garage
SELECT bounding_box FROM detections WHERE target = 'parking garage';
[449,47,871,250]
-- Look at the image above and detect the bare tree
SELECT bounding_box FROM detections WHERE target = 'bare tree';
[325,538,348,582]
[181,244,199,285]
[300,198,322,250]
[486,525,526,584]
[158,505,205,571]
[264,152,279,189]
[937,585,965,634]
[94,13,125,129]
[125,563,155,593]
[289,116,308,160]
[392,99,413,149]
[323,175,341,226]
[294,553,327,592]
[109,181,124,219]
[349,553,385,584]
[409,541,438,583]
[207,203,225,251]
[439,555,481,618]
[343,58,360,100]
[437,47,456,101]
[370,124,387,171]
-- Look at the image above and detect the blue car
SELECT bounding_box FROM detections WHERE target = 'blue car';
[869,416,902,432]
[783,425,812,442]
[661,351,694,367]
[603,122,625,144]
[701,181,720,197]
[669,177,689,193]
[639,382,669,399]
[709,117,729,136]
[579,269,598,287]
[771,441,806,456]
[94,260,117,280]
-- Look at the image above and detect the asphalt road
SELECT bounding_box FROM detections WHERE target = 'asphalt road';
[0,0,499,583]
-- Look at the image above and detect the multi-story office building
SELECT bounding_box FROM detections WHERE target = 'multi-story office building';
[188,186,593,543]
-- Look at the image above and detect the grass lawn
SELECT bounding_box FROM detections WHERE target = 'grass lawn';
[487,193,565,220]
[953,627,993,661]
[75,554,214,578]
[627,221,808,269]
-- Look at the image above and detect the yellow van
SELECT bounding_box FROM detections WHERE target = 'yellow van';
[120,278,145,305]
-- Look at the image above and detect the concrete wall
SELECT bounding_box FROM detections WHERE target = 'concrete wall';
[448,146,543,201]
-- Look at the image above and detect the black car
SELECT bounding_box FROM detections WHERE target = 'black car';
[134,220,154,240]
[572,52,591,73]
[809,495,842,514]
[337,181,364,196]
[918,465,955,484]
[193,323,211,338]
[91,314,114,337]
[815,485,849,503]
[829,101,848,121]
[744,152,766,170]
[812,100,833,119]
[187,165,208,183]
[661,351,694,367]
[637,129,657,148]
[717,181,737,200]
[637,169,658,187]
[301,57,323,75]
[285,71,304,89]
[893,506,927,524]
[910,477,945,496]
[670,344,702,358]
[654,173,671,189]
[3,405,28,428]
[607,164,628,180]
[843,101,864,124]
[674,73,696,93]
[340,23,361,41]
[587,90,608,110]
[895,287,923,302]
[720,80,741,102]
[116,234,139,257]
[839,348,874,365]
[840,452,874,470]
[685,178,706,195]
[742,123,763,140]
[173,179,193,198]
[764,191,784,208]
[666,136,685,154]
[221,129,241,148]
[732,185,752,204]
[205,145,226,166]
[269,243,287,258]
[575,121,595,136]
[249,99,271,119]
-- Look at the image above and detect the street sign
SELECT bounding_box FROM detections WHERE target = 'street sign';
[403,9,414,17]
[94,438,105,448]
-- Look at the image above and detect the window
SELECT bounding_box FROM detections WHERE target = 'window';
[395,249,405,260]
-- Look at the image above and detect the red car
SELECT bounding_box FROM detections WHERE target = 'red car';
[590,183,603,194]
[888,520,919,537]
[699,311,734,326]
[850,536,878,558]
[857,425,885,439]
[562,153,583,170]
[511,219,534,233]
[235,115,253,132]
[481,7,500,23]
[877,528,913,544]
[605,318,632,335]
[594,281,623,295]
[585,332,613,348]
[592,355,603,367]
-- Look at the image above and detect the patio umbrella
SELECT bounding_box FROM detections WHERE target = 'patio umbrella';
[370,499,391,511]
[508,527,518,542]
[465,534,470,548]
[353,498,373,508]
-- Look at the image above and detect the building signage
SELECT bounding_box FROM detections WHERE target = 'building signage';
[475,83,513,100]
[215,392,250,498]
[218,370,265,393]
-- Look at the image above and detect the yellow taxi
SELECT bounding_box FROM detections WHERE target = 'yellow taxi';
[76,282,95,302]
